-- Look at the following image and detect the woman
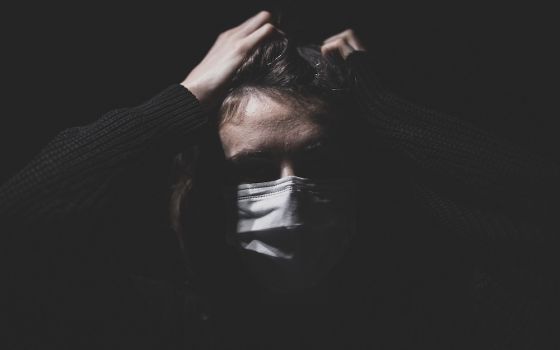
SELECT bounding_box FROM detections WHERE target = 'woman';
[2,10,559,349]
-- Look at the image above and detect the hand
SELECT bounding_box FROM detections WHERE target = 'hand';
[320,29,366,60]
[181,11,281,109]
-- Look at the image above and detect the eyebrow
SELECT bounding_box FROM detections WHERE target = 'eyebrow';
[226,137,333,163]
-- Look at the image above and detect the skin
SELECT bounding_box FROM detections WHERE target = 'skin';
[181,11,280,108]
[321,29,366,59]
[181,11,366,109]
[219,93,327,182]
[181,11,367,182]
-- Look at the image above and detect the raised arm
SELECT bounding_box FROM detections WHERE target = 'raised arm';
[345,51,560,199]
[2,11,284,349]
[0,11,281,228]
[0,86,206,225]
[321,29,560,347]
[322,29,560,240]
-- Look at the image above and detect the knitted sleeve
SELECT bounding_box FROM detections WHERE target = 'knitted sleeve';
[345,50,560,348]
[0,84,207,226]
[345,50,560,240]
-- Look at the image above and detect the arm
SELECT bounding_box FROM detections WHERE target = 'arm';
[0,85,206,225]
[323,29,560,346]
[2,11,283,347]
[322,30,560,239]
[344,50,560,239]
[0,11,281,228]
[345,51,560,197]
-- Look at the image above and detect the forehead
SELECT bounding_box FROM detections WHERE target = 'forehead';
[219,93,327,158]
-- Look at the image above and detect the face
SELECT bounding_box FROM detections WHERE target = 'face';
[219,93,348,185]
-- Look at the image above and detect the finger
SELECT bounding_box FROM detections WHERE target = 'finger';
[346,36,366,51]
[323,29,356,43]
[323,29,363,45]
[324,32,366,52]
[323,32,346,44]
[321,37,350,52]
[242,23,278,51]
[235,10,272,36]
[321,38,355,59]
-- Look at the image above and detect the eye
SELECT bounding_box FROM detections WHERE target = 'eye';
[225,157,280,185]
[292,143,348,180]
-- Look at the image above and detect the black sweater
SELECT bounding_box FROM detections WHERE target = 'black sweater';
[2,51,559,349]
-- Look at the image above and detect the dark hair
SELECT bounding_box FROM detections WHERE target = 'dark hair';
[170,36,354,249]
[219,36,351,126]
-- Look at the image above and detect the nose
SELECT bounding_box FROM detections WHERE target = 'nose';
[280,159,296,178]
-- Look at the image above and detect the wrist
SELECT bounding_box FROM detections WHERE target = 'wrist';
[181,82,205,104]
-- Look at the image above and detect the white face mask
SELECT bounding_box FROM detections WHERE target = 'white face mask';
[225,176,356,293]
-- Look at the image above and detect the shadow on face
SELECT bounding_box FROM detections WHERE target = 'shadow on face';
[219,92,350,186]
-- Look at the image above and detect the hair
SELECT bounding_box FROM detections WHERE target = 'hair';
[218,37,351,127]
[169,36,354,251]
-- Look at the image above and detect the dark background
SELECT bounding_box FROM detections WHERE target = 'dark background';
[1,1,558,184]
